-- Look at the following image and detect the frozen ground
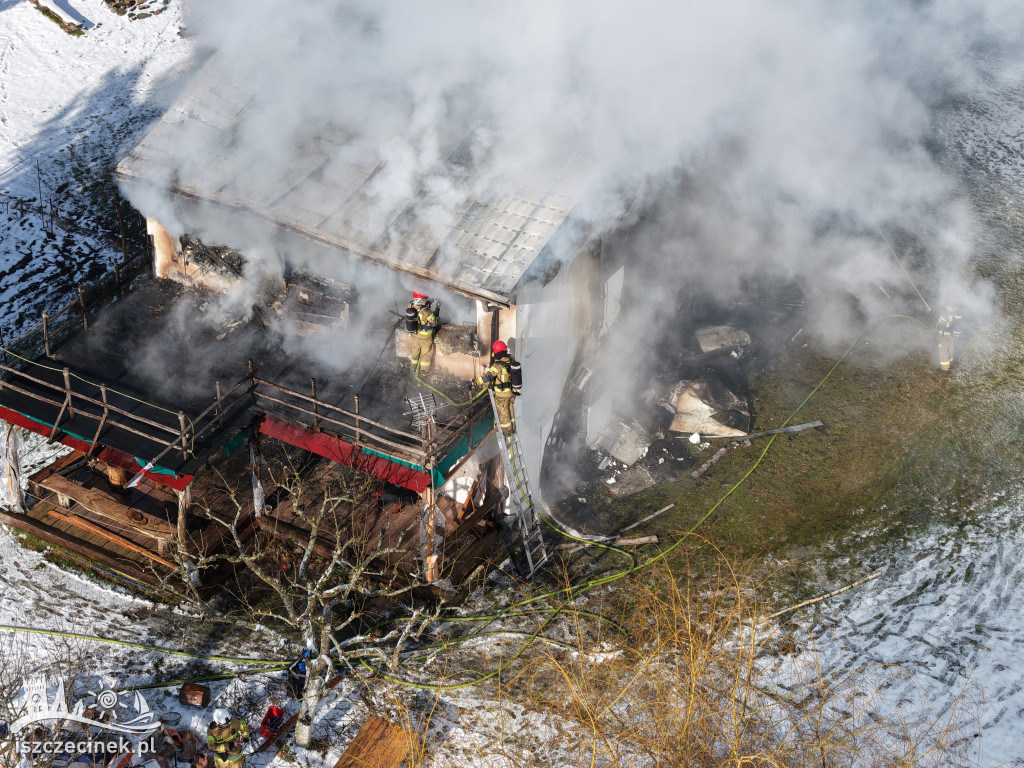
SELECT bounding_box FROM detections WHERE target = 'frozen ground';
[0,0,187,336]
[4,2,1024,767]
[768,500,1024,767]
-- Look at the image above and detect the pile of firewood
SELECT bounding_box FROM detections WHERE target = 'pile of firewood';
[103,0,169,20]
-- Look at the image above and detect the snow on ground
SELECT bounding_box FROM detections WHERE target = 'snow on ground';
[776,503,1024,768]
[0,0,189,336]
[4,3,1024,767]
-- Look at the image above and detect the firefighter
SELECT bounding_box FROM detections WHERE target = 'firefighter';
[470,341,522,435]
[405,291,441,376]
[206,708,249,767]
[287,649,311,699]
[936,299,963,373]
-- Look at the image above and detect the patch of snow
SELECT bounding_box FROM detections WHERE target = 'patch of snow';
[774,503,1024,767]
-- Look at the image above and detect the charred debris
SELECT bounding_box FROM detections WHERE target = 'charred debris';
[0,236,513,604]
[542,278,807,528]
[0,212,810,613]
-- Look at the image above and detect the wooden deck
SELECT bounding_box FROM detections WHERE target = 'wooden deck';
[258,456,502,589]
[3,448,260,593]
[3,430,501,600]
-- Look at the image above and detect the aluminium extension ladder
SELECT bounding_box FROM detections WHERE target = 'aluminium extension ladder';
[489,390,549,579]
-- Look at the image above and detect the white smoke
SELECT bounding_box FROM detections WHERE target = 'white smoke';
[124,0,1024,365]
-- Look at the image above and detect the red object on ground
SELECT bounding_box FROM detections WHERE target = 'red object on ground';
[259,706,286,739]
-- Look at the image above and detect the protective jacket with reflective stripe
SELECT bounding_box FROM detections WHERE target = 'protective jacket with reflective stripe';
[207,719,248,763]
[475,353,514,391]
[936,310,962,337]
[414,306,439,337]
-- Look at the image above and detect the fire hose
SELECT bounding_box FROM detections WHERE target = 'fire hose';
[0,316,935,698]
[360,314,933,691]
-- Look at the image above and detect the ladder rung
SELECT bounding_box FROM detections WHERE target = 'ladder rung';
[490,390,547,580]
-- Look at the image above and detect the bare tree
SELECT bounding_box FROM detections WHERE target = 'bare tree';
[179,439,439,749]
[0,630,93,768]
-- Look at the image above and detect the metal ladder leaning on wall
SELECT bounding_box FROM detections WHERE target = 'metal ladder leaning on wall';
[489,390,548,579]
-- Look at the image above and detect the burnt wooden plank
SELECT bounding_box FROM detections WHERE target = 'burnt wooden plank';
[187,516,234,555]
[72,502,165,553]
[45,509,176,569]
[262,517,337,560]
[39,474,175,537]
[28,449,84,485]
[74,503,149,544]
[444,527,501,585]
[365,503,419,550]
[334,716,416,768]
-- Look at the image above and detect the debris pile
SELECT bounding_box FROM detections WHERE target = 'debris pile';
[178,235,243,281]
[598,438,694,497]
[657,374,750,437]
[103,0,170,20]
[694,324,752,355]
[274,272,356,335]
[591,419,651,467]
[434,324,478,356]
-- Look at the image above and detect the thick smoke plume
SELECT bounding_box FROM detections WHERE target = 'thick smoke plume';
[136,0,1022,368]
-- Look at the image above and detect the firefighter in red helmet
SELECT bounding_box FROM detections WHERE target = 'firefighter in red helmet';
[405,291,440,376]
[469,340,522,435]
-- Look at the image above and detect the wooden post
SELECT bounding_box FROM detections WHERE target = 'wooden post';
[353,394,360,444]
[77,284,88,330]
[62,367,74,418]
[311,378,320,432]
[87,383,109,457]
[248,359,257,405]
[215,381,223,428]
[250,439,265,517]
[177,485,194,585]
[423,472,439,583]
[36,160,43,228]
[115,195,129,264]
[178,411,188,459]
[42,310,51,358]
[1,421,25,513]
[106,463,129,489]
[0,325,7,366]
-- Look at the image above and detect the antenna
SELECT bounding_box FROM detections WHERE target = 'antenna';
[404,393,438,429]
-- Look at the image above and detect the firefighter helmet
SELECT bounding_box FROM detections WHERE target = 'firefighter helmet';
[491,340,507,354]
[412,291,428,300]
[212,709,231,726]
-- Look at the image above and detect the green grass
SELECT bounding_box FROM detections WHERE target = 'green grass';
[12,529,160,599]
[34,4,85,35]
[583,309,1024,576]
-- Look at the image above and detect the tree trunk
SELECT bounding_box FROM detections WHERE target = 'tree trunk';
[177,486,201,587]
[250,441,265,518]
[294,650,330,748]
[0,422,24,513]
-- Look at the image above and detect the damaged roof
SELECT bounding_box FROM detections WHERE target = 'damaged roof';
[115,55,583,306]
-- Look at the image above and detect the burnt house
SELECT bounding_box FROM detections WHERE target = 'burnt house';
[0,53,627,595]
